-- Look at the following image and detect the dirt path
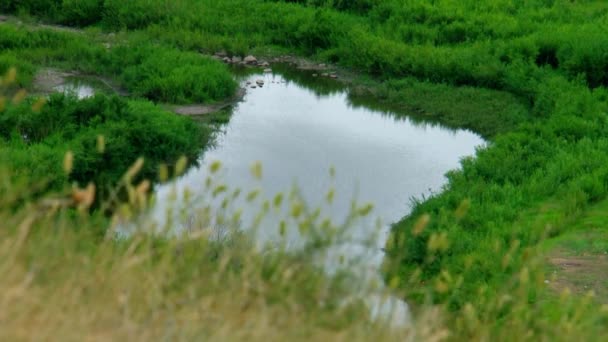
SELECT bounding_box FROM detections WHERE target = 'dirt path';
[543,200,608,304]
[547,253,608,303]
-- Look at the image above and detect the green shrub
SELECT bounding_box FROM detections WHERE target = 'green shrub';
[0,94,205,190]
[102,0,176,30]
[0,53,36,88]
[118,46,237,104]
[61,0,104,26]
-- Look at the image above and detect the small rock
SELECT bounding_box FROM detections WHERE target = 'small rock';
[215,50,228,58]
[260,61,270,67]
[250,85,257,89]
[0,15,8,22]
[330,74,338,79]
[222,57,231,63]
[319,63,326,68]
[256,79,264,85]
[312,73,318,77]
[321,73,329,77]
[244,55,258,64]
[544,280,550,284]
[246,81,252,85]
[231,56,242,63]
[263,68,272,73]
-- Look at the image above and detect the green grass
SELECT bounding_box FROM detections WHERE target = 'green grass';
[538,199,608,304]
[0,92,206,200]
[0,24,237,105]
[3,0,608,339]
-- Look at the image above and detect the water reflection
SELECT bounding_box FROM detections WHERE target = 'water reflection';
[151,69,484,326]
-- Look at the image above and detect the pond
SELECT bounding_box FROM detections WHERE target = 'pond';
[149,67,485,325]
[51,75,119,99]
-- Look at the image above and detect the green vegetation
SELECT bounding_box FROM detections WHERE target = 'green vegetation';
[2,0,608,339]
[540,199,608,304]
[0,93,203,186]
[0,24,237,104]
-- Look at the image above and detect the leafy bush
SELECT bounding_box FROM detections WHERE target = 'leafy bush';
[61,0,104,26]
[0,94,204,189]
[0,53,35,88]
[102,0,176,29]
[118,47,237,104]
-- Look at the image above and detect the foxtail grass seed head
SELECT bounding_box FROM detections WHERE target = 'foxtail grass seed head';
[435,280,449,294]
[97,135,105,153]
[72,182,96,209]
[126,157,145,180]
[12,89,27,104]
[262,200,270,212]
[357,203,374,217]
[31,97,46,113]
[250,161,263,180]
[291,201,303,218]
[454,198,471,219]
[298,221,309,234]
[159,164,169,182]
[427,232,449,252]
[212,184,228,197]
[389,276,400,289]
[4,67,16,84]
[326,188,335,204]
[273,193,284,209]
[413,213,430,235]
[175,156,188,176]
[136,179,150,195]
[63,151,74,175]
[232,209,242,224]
[519,267,529,285]
[246,189,260,202]
[209,160,222,173]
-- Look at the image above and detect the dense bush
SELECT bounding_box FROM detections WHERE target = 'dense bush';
[61,0,104,26]
[117,46,237,104]
[0,25,237,104]
[102,0,176,29]
[0,53,35,88]
[0,94,204,190]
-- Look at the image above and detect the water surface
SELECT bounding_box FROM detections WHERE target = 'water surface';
[151,69,484,325]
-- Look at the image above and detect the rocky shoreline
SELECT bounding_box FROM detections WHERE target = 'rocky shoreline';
[210,51,340,79]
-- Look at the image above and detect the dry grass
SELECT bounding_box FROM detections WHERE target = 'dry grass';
[0,161,442,341]
[548,254,608,304]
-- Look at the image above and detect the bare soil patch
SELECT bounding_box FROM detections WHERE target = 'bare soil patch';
[547,252,608,303]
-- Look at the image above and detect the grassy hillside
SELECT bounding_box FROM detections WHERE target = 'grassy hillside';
[1,0,608,340]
